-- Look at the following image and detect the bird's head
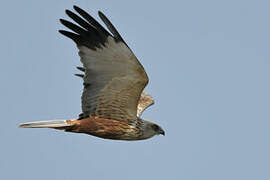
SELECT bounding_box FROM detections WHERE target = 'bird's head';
[139,119,165,140]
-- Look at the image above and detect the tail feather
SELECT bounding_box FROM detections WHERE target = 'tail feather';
[19,120,72,129]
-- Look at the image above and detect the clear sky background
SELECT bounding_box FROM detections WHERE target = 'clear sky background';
[1,0,270,179]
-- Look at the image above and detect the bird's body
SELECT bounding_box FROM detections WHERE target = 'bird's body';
[19,6,165,141]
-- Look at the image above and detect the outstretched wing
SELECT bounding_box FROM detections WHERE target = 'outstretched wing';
[137,92,154,117]
[59,6,149,124]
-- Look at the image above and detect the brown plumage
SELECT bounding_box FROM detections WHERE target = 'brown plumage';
[19,6,165,141]
[65,117,140,140]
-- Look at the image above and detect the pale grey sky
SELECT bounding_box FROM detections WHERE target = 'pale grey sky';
[1,0,270,180]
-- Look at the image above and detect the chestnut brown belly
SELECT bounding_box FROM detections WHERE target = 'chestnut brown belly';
[66,117,140,140]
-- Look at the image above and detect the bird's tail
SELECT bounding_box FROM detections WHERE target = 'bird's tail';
[19,119,74,129]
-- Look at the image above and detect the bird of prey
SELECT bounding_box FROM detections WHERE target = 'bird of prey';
[19,6,165,140]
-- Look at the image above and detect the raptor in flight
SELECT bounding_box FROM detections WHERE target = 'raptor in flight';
[19,6,165,140]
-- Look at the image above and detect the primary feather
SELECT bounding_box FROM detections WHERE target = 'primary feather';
[59,6,149,123]
[18,6,165,141]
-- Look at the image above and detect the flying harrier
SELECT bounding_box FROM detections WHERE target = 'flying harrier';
[19,6,165,140]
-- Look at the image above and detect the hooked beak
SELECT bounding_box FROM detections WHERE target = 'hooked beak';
[159,129,165,136]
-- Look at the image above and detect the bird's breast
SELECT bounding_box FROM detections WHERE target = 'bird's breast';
[67,116,140,140]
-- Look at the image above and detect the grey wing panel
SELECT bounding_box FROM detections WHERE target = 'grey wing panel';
[59,6,149,122]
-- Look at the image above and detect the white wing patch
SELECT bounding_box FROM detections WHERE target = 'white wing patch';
[137,92,154,117]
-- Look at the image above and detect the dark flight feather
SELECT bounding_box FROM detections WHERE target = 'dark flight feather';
[59,5,127,50]
[76,66,85,72]
[74,74,84,78]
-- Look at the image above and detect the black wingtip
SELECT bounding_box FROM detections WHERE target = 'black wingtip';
[98,11,108,23]
[97,11,127,45]
[98,11,107,22]
[58,30,68,36]
[73,5,80,10]
[65,9,71,15]
[76,66,85,72]
[66,9,76,18]
[73,5,85,14]
[98,11,104,17]
[59,19,70,27]
[58,30,81,44]
[59,19,65,24]
[59,19,74,28]
[58,30,64,34]
[74,74,84,78]
[59,6,119,49]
